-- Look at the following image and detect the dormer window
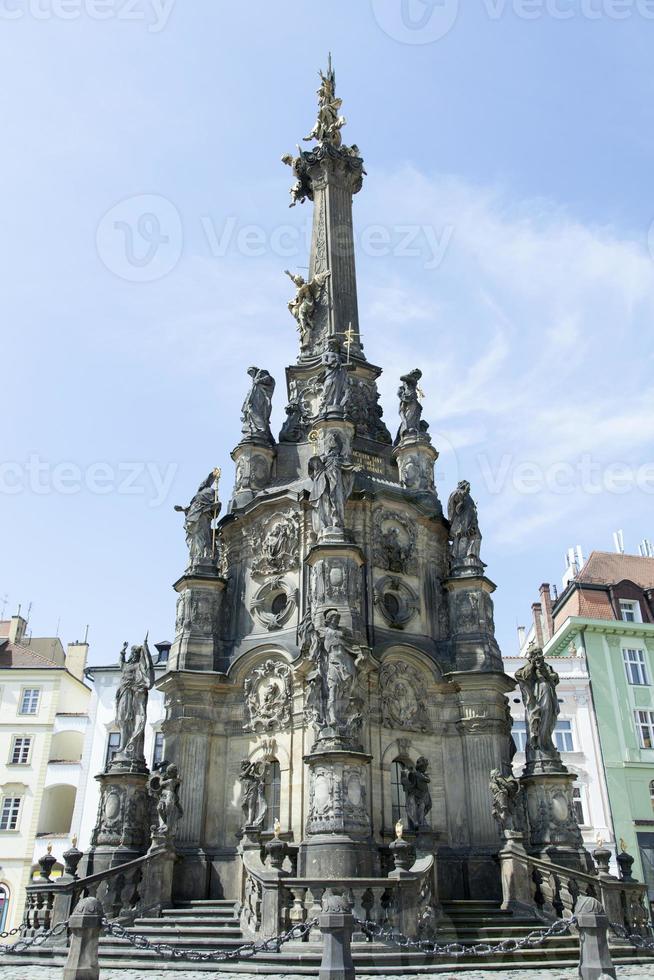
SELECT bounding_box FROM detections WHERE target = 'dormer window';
[619,600,641,624]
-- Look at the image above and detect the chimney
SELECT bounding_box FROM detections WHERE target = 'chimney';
[531,602,544,648]
[517,625,526,652]
[65,641,89,682]
[539,583,554,642]
[8,615,27,645]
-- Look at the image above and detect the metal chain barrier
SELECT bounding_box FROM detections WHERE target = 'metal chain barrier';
[609,922,654,952]
[102,916,319,963]
[0,921,68,955]
[355,915,576,958]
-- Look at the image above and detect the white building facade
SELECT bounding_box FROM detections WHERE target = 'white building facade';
[75,645,169,854]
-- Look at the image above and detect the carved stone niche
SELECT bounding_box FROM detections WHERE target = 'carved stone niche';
[251,512,300,577]
[374,575,419,630]
[379,661,431,733]
[373,509,417,575]
[250,577,298,631]
[244,661,293,733]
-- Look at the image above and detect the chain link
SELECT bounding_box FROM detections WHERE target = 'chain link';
[354,915,576,958]
[0,921,68,955]
[609,922,654,952]
[102,916,318,963]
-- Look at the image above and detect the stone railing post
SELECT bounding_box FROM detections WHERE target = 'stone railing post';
[499,832,537,919]
[576,895,616,980]
[63,896,104,980]
[318,893,355,980]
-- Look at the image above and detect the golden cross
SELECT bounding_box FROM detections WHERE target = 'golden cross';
[343,322,355,364]
[308,429,320,446]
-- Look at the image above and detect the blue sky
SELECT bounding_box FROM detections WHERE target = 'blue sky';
[2,1,654,664]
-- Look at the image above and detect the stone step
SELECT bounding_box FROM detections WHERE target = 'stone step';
[121,925,244,938]
[161,906,239,917]
[136,915,241,928]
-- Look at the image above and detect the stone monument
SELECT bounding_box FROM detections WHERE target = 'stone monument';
[129,58,585,909]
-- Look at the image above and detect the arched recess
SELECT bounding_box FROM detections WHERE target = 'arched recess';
[36,784,76,835]
[48,730,84,763]
[380,740,419,835]
[0,884,9,931]
[247,740,291,835]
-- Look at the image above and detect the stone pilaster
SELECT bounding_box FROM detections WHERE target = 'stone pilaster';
[158,670,228,899]
[169,567,226,672]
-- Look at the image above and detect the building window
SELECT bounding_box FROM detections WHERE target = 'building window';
[263,760,281,830]
[572,787,586,825]
[152,732,165,769]
[105,732,121,768]
[554,720,574,753]
[19,688,40,715]
[0,797,22,831]
[0,885,8,931]
[391,760,408,827]
[635,710,654,749]
[624,649,650,686]
[512,720,528,753]
[620,600,641,623]
[10,736,32,765]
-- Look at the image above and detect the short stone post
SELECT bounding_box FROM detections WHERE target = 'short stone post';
[576,895,616,980]
[318,891,355,980]
[63,896,104,980]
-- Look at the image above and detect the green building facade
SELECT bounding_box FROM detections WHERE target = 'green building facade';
[543,550,654,909]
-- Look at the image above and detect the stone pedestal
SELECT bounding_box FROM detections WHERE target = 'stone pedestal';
[445,569,503,672]
[299,749,375,878]
[393,435,438,495]
[87,760,150,874]
[521,770,587,870]
[306,541,365,640]
[170,567,226,672]
[231,436,276,508]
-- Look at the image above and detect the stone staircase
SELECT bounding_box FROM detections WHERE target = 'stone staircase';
[4,898,650,973]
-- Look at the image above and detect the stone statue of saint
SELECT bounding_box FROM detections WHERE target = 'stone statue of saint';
[174,471,220,565]
[301,610,362,739]
[447,480,482,564]
[281,148,312,207]
[114,638,155,765]
[515,644,561,764]
[308,433,360,536]
[400,757,432,831]
[285,269,331,349]
[304,62,346,146]
[241,366,275,442]
[395,369,428,444]
[318,342,350,412]
[149,763,184,840]
[489,768,521,833]
[239,760,268,828]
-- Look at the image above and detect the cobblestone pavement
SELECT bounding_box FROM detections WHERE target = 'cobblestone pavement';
[2,968,654,979]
